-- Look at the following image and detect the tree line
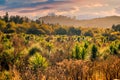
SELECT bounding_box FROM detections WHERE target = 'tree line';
[0,12,81,35]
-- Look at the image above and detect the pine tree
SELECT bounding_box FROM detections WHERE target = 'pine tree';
[4,12,9,22]
[91,44,98,61]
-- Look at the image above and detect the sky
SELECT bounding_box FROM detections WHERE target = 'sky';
[0,0,120,20]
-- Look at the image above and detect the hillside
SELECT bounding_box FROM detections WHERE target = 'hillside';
[39,15,120,28]
[1,13,120,80]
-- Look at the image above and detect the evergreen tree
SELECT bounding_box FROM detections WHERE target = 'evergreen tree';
[91,44,98,61]
[3,12,9,22]
[72,44,87,60]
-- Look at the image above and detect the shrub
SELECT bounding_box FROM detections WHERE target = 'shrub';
[84,42,89,49]
[68,27,81,35]
[26,27,45,35]
[112,24,120,32]
[29,53,48,70]
[91,44,98,61]
[72,44,87,60]
[29,47,40,56]
[109,45,117,55]
[84,30,93,37]
[55,27,67,35]
[109,42,120,55]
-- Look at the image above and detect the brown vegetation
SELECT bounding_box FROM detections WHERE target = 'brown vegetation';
[0,13,120,80]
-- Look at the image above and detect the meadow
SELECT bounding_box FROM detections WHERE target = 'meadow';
[0,13,120,80]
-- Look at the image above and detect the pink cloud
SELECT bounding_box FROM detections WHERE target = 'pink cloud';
[0,0,119,20]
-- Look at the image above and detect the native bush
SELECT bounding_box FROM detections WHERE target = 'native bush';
[91,44,98,61]
[72,44,87,60]
[29,47,40,56]
[29,53,48,70]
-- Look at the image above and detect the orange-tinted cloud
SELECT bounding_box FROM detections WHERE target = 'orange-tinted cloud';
[0,0,120,19]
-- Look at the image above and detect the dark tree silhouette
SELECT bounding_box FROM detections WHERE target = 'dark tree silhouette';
[3,12,9,22]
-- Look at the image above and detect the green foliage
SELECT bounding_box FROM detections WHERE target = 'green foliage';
[3,12,9,22]
[110,45,117,55]
[26,27,44,35]
[72,44,87,60]
[91,44,98,61]
[0,12,120,80]
[118,43,120,50]
[112,24,120,32]
[40,25,52,34]
[0,35,24,71]
[10,15,29,24]
[29,53,48,70]
[68,27,81,35]
[0,20,6,31]
[72,44,80,59]
[0,71,11,80]
[84,30,93,37]
[4,22,16,33]
[16,26,27,33]
[108,35,117,41]
[46,42,53,52]
[80,48,86,60]
[0,37,14,70]
[0,13,83,35]
[55,27,67,35]
[29,47,40,56]
[109,41,120,55]
[0,52,11,71]
[7,22,16,28]
[84,42,89,49]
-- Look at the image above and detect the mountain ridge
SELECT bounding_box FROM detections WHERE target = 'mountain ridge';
[39,15,120,28]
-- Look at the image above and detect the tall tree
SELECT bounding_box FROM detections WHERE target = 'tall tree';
[91,44,98,61]
[3,12,9,22]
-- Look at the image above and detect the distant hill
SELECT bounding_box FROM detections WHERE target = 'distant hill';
[39,15,120,28]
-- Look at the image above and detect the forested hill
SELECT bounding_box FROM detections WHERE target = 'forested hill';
[0,13,120,35]
[39,15,120,28]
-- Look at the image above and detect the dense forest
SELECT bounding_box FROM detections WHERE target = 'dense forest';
[0,12,120,80]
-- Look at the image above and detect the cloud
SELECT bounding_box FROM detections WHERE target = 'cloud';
[0,10,5,16]
[0,0,120,20]
[6,0,47,4]
[115,7,120,14]
[0,0,69,11]
[18,6,54,13]
[84,3,108,8]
